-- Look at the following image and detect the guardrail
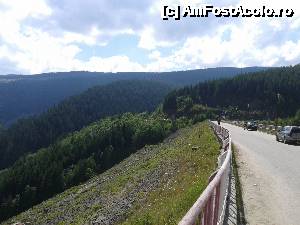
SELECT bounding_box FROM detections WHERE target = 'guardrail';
[178,122,232,225]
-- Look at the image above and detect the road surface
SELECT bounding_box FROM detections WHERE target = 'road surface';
[222,123,300,225]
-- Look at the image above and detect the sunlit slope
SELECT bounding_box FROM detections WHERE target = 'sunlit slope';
[3,122,220,225]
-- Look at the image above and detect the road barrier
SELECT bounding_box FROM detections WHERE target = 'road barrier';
[178,122,232,225]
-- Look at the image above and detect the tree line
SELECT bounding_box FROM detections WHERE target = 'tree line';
[163,65,300,121]
[0,67,265,125]
[0,80,171,170]
[0,113,177,222]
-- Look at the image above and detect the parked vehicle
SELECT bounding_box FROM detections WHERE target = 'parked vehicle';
[244,121,258,131]
[276,126,300,144]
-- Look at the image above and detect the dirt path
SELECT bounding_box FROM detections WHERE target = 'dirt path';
[223,123,300,225]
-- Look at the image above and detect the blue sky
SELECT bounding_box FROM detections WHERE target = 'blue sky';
[0,0,299,74]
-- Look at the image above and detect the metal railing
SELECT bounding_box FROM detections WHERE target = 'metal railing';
[178,122,232,225]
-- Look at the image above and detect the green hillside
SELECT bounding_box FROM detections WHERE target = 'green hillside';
[0,67,267,125]
[0,112,178,222]
[0,80,171,169]
[2,122,220,225]
[163,65,300,120]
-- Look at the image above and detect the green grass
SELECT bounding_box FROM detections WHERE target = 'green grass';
[3,121,220,225]
[121,122,220,225]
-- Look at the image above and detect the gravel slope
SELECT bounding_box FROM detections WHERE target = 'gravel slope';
[223,123,300,225]
[3,122,220,225]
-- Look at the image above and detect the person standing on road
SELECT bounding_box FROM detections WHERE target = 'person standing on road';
[217,115,221,125]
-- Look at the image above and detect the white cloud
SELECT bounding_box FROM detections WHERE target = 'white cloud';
[0,0,300,74]
[0,0,51,21]
[149,50,161,60]
[3,27,145,74]
[145,12,300,71]
[81,56,145,72]
[138,27,177,50]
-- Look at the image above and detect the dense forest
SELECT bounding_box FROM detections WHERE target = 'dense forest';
[163,65,300,120]
[0,67,267,125]
[0,113,178,222]
[0,80,171,170]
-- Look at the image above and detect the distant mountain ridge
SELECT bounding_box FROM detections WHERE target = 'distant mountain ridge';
[0,80,171,170]
[0,67,268,125]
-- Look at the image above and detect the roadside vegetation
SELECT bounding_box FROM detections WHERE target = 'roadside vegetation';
[3,122,220,225]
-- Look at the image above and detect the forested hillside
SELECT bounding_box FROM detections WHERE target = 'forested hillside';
[0,80,171,169]
[0,67,267,125]
[163,65,300,120]
[0,113,176,222]
[1,121,219,225]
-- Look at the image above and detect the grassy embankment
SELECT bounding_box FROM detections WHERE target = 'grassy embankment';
[3,121,220,225]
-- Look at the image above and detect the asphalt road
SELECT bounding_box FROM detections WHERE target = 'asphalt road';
[222,123,300,225]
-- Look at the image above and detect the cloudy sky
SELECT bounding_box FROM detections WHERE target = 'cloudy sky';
[0,0,299,75]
